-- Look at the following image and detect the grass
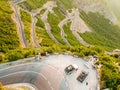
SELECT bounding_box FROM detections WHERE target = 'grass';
[63,22,81,46]
[35,27,56,47]
[20,9,32,46]
[48,9,66,45]
[36,15,45,29]
[55,0,74,10]
[80,11,120,51]
[53,7,65,20]
[39,9,46,15]
[19,0,47,11]
[0,0,20,53]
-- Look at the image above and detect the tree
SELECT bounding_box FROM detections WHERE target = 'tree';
[117,85,120,90]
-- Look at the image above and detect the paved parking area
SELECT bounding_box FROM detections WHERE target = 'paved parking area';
[0,54,99,90]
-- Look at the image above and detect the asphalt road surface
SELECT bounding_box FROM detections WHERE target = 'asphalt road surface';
[0,54,99,90]
[10,0,28,47]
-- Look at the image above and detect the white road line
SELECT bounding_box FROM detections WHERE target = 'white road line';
[0,71,54,90]
[0,62,41,72]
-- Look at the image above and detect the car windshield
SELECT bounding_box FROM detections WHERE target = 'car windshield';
[68,66,73,69]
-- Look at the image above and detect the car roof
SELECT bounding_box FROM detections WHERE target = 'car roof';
[72,64,79,69]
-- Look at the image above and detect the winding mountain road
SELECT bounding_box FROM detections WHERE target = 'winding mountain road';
[59,8,90,47]
[58,19,71,46]
[70,9,90,46]
[29,1,60,44]
[31,14,41,47]
[10,0,28,47]
[2,1,100,89]
[0,54,99,90]
[10,0,90,47]
[10,0,41,48]
[40,1,60,44]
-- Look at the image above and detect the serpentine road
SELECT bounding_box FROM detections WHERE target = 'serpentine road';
[10,0,28,47]
[40,1,60,44]
[10,0,90,47]
[58,19,71,46]
[10,0,41,48]
[0,54,99,90]
[31,15,41,47]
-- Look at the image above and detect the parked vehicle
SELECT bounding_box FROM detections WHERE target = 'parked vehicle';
[77,71,88,83]
[65,64,79,75]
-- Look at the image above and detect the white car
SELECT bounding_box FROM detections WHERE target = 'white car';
[65,64,79,74]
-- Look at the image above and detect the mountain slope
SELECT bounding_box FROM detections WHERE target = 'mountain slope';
[1,0,120,51]
[0,0,120,90]
[23,0,120,50]
[80,11,120,51]
[0,0,20,53]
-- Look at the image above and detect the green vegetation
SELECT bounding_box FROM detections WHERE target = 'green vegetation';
[35,27,56,47]
[55,0,74,10]
[99,55,120,90]
[5,48,40,62]
[39,9,46,15]
[80,11,120,51]
[36,15,45,29]
[0,1,120,90]
[20,9,32,46]
[19,0,47,11]
[0,0,20,53]
[48,11,66,45]
[0,47,41,63]
[63,22,81,46]
[53,7,65,20]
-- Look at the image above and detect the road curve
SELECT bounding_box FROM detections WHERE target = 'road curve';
[0,54,99,90]
[5,83,37,90]
[59,9,90,47]
[58,19,71,46]
[40,1,60,44]
[31,15,41,47]
[10,1,28,47]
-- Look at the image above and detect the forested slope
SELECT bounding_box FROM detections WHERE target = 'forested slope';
[0,0,20,53]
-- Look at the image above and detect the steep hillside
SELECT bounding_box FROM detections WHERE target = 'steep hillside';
[72,0,117,24]
[20,9,32,46]
[0,0,20,53]
[0,0,120,54]
[80,11,120,51]
[19,0,47,11]
[0,0,120,53]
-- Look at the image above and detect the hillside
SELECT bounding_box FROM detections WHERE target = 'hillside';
[1,0,120,51]
[18,0,120,50]
[0,0,120,89]
[0,0,20,53]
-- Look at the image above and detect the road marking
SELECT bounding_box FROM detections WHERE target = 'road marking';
[0,62,41,72]
[0,71,54,90]
[0,54,99,90]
